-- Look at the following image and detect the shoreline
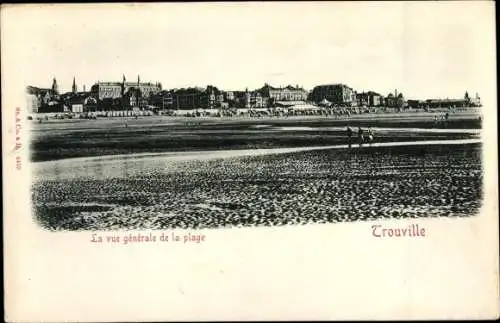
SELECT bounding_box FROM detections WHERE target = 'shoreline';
[30,112,482,163]
[30,108,482,123]
[34,138,482,169]
[33,143,483,230]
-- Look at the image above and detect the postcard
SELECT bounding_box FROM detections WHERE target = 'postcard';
[2,2,498,321]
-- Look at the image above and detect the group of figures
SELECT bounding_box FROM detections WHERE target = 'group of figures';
[434,112,450,125]
[346,126,374,147]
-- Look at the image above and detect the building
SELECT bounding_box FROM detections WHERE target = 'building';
[206,85,223,109]
[90,75,162,101]
[224,91,236,102]
[171,87,212,110]
[245,90,267,108]
[357,91,382,107]
[223,89,269,109]
[91,82,123,100]
[121,87,141,107]
[425,98,469,108]
[407,99,426,109]
[386,93,396,107]
[225,90,255,108]
[470,93,481,107]
[171,85,225,109]
[386,90,406,108]
[465,91,482,107]
[82,97,98,112]
[367,91,382,106]
[149,90,174,109]
[26,94,40,113]
[356,92,369,107]
[309,84,356,106]
[225,91,247,108]
[26,84,59,113]
[216,92,225,107]
[379,96,387,107]
[60,91,97,112]
[417,91,481,109]
[26,85,56,99]
[257,84,308,105]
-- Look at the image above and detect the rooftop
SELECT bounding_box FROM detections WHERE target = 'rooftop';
[314,83,353,89]
[260,84,306,91]
[26,85,53,95]
[94,81,160,87]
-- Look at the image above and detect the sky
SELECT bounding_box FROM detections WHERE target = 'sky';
[2,2,496,100]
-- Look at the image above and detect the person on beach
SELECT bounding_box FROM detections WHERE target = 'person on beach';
[358,127,364,146]
[347,126,353,148]
[367,127,374,145]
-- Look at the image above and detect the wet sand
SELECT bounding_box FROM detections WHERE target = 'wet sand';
[31,116,480,162]
[35,138,481,178]
[32,142,483,231]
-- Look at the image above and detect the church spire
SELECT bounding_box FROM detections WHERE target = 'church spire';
[52,77,59,95]
[72,76,77,93]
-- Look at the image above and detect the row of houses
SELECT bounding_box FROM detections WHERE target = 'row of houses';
[27,77,310,113]
[407,91,481,109]
[144,84,309,110]
[26,76,482,113]
[308,84,408,109]
[301,85,481,109]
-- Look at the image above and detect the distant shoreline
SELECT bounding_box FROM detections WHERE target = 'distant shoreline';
[30,109,482,125]
[30,113,481,163]
[29,105,482,120]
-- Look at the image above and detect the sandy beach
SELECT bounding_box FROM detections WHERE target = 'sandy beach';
[32,141,482,230]
[30,111,481,162]
[29,111,484,230]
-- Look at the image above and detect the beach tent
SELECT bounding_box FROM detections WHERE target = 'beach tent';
[276,100,307,107]
[319,98,331,107]
[290,104,320,111]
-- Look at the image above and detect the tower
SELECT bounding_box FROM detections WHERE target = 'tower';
[137,74,140,85]
[51,77,59,95]
[72,77,77,93]
[121,74,126,96]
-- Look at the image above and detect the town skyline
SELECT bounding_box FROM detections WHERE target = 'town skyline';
[5,2,493,100]
[35,75,481,102]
